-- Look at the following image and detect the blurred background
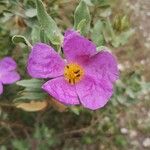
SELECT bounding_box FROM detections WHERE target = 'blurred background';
[0,0,149,149]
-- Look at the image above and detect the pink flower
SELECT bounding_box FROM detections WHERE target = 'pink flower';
[0,57,20,95]
[27,30,119,110]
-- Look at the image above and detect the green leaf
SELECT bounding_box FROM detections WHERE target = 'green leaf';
[74,0,91,36]
[12,35,32,48]
[103,21,114,43]
[91,20,105,46]
[31,25,50,44]
[111,29,134,47]
[40,29,50,44]
[118,29,134,45]
[16,79,44,88]
[16,79,47,101]
[16,92,47,101]
[36,0,63,45]
[76,19,87,33]
[102,20,114,43]
[31,25,41,44]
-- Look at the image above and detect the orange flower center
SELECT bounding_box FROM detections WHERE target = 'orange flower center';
[64,63,84,85]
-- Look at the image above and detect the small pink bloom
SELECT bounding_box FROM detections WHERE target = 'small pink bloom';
[27,30,119,110]
[0,57,20,95]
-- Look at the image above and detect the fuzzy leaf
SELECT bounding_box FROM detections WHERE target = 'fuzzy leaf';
[31,25,41,44]
[111,29,135,47]
[15,92,47,101]
[36,0,63,45]
[77,19,87,34]
[91,20,105,46]
[16,79,47,101]
[40,29,50,44]
[12,35,32,48]
[16,79,44,88]
[74,0,91,36]
[102,19,115,43]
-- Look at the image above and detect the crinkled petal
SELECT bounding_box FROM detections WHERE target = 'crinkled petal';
[76,76,113,110]
[0,82,3,95]
[0,57,17,72]
[84,51,119,83]
[0,71,20,84]
[27,43,65,78]
[42,77,79,105]
[63,30,96,62]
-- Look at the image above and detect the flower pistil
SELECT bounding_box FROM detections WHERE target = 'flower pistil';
[64,63,84,84]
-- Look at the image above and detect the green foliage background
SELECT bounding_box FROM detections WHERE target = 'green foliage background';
[0,0,149,149]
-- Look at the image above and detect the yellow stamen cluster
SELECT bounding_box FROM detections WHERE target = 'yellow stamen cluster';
[64,63,84,85]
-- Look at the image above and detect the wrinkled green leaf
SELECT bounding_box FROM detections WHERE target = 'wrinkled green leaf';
[31,25,41,44]
[77,19,86,33]
[31,25,50,44]
[111,29,134,47]
[40,29,50,44]
[74,0,91,36]
[36,0,63,45]
[16,79,44,88]
[16,79,47,101]
[102,19,114,43]
[91,20,105,46]
[16,92,47,101]
[12,35,32,48]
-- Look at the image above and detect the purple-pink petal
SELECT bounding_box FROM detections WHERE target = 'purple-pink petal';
[27,43,65,79]
[76,76,113,110]
[0,82,3,95]
[0,71,20,84]
[0,57,20,85]
[84,51,119,83]
[42,77,79,105]
[0,57,17,72]
[63,30,96,62]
